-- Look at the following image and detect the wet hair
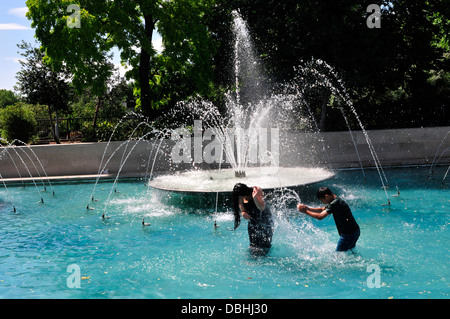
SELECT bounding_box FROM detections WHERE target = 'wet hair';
[232,183,253,230]
[316,186,333,199]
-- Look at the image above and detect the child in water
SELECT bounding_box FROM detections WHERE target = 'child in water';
[297,187,360,252]
[232,183,273,256]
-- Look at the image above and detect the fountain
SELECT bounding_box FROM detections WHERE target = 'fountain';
[83,10,395,212]
[0,138,57,209]
[147,11,335,195]
[1,11,393,215]
[67,9,401,214]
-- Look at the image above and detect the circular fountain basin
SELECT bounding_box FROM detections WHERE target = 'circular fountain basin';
[148,167,335,193]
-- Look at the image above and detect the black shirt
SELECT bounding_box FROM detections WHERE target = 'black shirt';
[242,197,273,249]
[325,197,359,235]
[243,198,272,226]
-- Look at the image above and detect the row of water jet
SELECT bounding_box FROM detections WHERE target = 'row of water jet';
[287,58,394,205]
[1,138,56,211]
[100,130,159,217]
[89,111,147,203]
[86,112,175,216]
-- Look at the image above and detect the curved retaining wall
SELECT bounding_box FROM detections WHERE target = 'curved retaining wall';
[0,126,449,180]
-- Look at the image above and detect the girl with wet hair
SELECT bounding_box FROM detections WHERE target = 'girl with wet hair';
[232,183,273,255]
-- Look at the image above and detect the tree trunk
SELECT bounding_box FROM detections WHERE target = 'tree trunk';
[48,107,60,144]
[93,95,102,129]
[139,14,155,120]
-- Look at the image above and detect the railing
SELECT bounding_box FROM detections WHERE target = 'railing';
[34,116,140,144]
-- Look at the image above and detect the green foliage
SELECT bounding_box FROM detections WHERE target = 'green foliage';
[26,0,113,97]
[26,0,216,120]
[80,117,151,143]
[0,103,37,144]
[0,90,19,109]
[81,120,114,142]
[23,0,450,132]
[15,41,73,115]
[209,0,449,130]
[426,0,450,52]
[69,76,132,120]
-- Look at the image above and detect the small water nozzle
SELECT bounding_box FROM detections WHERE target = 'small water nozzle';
[234,170,246,178]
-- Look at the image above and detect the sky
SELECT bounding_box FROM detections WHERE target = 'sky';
[0,0,163,92]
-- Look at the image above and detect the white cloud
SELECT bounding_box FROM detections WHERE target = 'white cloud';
[0,23,29,31]
[4,57,26,64]
[8,7,29,19]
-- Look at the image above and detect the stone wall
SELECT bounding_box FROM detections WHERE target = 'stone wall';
[0,126,449,179]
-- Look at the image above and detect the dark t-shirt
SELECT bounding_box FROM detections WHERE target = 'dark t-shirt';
[243,197,273,249]
[243,198,272,226]
[325,197,359,235]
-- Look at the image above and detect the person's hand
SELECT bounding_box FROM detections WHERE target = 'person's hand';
[242,211,251,220]
[252,186,261,198]
[297,203,307,213]
[252,186,265,211]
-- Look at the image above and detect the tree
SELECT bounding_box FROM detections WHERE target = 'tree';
[26,0,216,121]
[209,0,449,130]
[0,103,37,144]
[0,90,19,109]
[15,41,73,144]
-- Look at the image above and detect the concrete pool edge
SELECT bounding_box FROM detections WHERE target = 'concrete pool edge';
[1,163,449,187]
[0,172,144,186]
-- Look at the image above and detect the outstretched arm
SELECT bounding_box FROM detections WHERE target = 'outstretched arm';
[297,203,330,221]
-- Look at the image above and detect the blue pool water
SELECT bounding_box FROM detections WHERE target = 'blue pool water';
[0,166,448,299]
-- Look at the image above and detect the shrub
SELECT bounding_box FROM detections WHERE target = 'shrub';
[0,103,37,144]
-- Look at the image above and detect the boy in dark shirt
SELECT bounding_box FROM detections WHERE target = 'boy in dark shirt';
[297,187,360,252]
